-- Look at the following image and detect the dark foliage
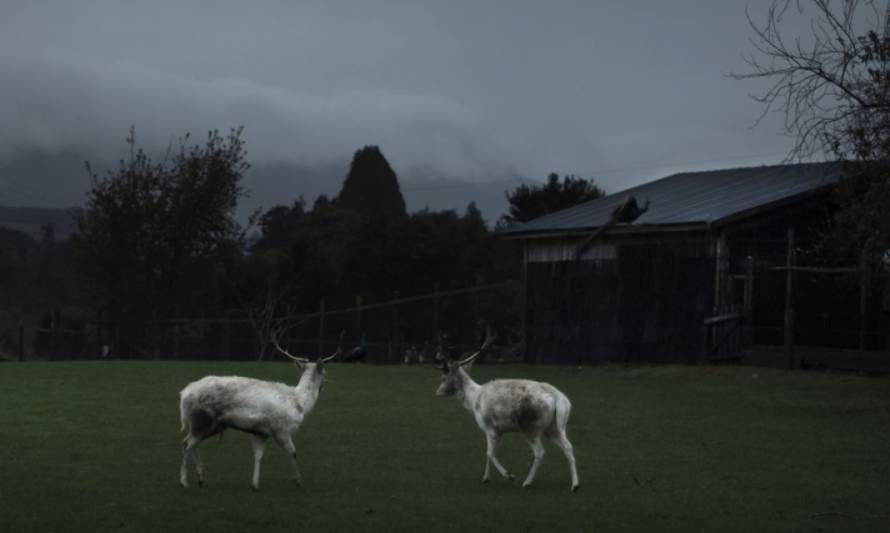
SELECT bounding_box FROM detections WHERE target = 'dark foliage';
[498,173,604,228]
[337,145,407,220]
[0,225,78,328]
[73,127,248,320]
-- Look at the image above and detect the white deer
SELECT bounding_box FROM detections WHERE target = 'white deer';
[435,332,579,492]
[178,333,341,489]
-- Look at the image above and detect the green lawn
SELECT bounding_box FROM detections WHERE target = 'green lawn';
[0,362,888,532]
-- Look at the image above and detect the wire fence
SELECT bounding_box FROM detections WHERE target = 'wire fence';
[1,280,523,363]
[722,229,888,372]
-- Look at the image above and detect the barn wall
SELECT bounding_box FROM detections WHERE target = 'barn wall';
[524,233,714,364]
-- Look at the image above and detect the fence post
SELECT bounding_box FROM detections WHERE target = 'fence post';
[743,256,754,348]
[173,322,180,360]
[860,251,869,351]
[114,321,120,359]
[224,318,232,360]
[51,309,58,361]
[521,244,531,364]
[700,320,709,364]
[432,283,440,342]
[784,228,798,369]
[355,295,363,345]
[713,235,727,314]
[18,321,24,361]
[318,299,325,358]
[392,291,400,364]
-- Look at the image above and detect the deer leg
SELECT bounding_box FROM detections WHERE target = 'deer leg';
[522,435,546,488]
[192,447,205,487]
[482,434,493,483]
[274,433,302,487]
[549,430,579,492]
[251,434,268,490]
[180,434,200,488]
[485,433,514,482]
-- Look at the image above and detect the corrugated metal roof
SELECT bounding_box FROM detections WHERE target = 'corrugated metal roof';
[500,162,843,237]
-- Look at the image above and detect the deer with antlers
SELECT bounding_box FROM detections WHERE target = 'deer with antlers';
[178,332,342,489]
[435,330,579,492]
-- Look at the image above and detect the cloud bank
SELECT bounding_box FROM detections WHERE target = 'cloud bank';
[0,52,514,180]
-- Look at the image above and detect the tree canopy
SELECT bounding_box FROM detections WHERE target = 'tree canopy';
[498,173,605,228]
[73,127,248,319]
[337,145,407,220]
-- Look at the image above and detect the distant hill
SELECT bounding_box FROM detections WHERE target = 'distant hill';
[0,206,77,240]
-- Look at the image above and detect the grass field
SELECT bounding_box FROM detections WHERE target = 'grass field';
[0,361,888,532]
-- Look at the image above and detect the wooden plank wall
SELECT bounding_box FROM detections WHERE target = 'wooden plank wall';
[524,234,713,364]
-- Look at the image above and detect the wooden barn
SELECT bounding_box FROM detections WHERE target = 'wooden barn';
[499,162,882,365]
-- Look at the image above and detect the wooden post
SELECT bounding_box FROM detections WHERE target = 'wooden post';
[521,243,531,364]
[784,229,798,369]
[355,295,363,344]
[318,299,325,359]
[743,256,754,348]
[224,318,231,360]
[151,320,159,360]
[392,291,400,364]
[18,321,24,362]
[860,251,869,351]
[173,322,180,360]
[51,309,58,361]
[113,321,119,359]
[713,235,727,315]
[432,283,440,342]
[700,320,709,364]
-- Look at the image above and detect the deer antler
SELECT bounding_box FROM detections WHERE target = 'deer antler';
[456,326,496,366]
[319,331,345,363]
[270,329,310,364]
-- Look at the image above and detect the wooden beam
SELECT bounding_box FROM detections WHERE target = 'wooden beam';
[743,256,754,348]
[703,312,741,325]
[860,252,870,351]
[784,229,798,370]
[769,265,858,274]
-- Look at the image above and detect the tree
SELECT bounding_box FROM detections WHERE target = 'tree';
[73,127,249,319]
[252,197,305,250]
[498,173,605,227]
[731,0,890,248]
[337,146,407,220]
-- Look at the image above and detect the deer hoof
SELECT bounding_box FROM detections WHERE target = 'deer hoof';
[571,484,580,493]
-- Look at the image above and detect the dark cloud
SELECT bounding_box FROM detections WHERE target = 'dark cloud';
[0,0,812,215]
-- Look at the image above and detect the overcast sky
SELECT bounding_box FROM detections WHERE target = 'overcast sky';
[0,0,819,215]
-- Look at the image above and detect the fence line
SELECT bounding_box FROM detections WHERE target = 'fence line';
[729,228,880,368]
[5,279,521,362]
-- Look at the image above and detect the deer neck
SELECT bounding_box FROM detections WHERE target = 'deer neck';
[294,368,323,412]
[455,367,482,412]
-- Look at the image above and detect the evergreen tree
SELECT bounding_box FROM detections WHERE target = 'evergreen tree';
[337,146,407,220]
